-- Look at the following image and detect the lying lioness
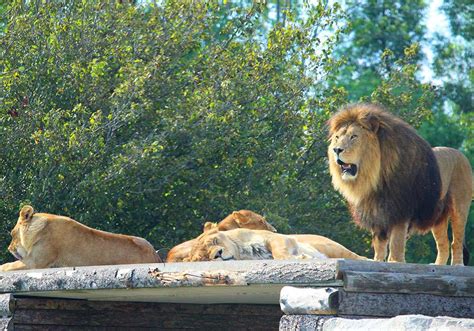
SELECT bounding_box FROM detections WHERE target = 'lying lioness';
[289,235,368,260]
[166,210,277,262]
[185,228,368,261]
[0,206,161,271]
[204,210,277,232]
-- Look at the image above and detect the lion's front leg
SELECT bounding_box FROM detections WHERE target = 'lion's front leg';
[372,230,388,262]
[387,222,409,263]
[0,260,27,271]
[268,237,300,260]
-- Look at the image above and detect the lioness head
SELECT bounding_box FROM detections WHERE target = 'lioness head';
[328,104,384,202]
[186,229,239,262]
[8,205,38,261]
[219,210,277,232]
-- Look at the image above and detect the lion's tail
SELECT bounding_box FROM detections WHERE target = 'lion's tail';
[471,176,474,200]
[156,248,170,263]
[463,242,470,266]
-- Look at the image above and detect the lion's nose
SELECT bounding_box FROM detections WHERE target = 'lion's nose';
[333,148,344,155]
[214,249,223,259]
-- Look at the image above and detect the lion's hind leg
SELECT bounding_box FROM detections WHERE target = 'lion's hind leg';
[431,216,450,265]
[451,208,468,265]
[448,157,471,266]
[268,237,302,260]
[268,237,317,260]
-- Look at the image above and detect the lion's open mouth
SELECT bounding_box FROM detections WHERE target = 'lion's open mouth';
[337,159,357,177]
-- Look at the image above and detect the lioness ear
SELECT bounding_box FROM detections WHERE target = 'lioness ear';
[20,205,34,221]
[203,222,217,232]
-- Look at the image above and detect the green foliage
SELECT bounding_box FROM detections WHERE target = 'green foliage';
[364,43,435,127]
[441,0,473,38]
[419,111,467,152]
[334,0,428,101]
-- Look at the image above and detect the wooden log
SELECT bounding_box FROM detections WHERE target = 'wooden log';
[0,260,338,295]
[14,297,282,316]
[338,291,474,318]
[13,309,281,329]
[280,287,338,315]
[343,270,474,297]
[336,259,474,280]
[13,325,145,331]
[11,298,282,328]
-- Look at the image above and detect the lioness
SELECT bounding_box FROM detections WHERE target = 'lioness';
[186,228,368,262]
[166,210,277,262]
[289,235,368,260]
[0,206,161,271]
[204,210,277,232]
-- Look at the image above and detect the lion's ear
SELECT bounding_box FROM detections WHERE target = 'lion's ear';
[20,205,34,221]
[203,222,217,232]
[366,114,380,133]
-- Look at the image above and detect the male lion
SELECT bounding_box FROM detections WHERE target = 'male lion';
[328,103,472,265]
[166,210,277,262]
[185,228,368,262]
[0,206,161,271]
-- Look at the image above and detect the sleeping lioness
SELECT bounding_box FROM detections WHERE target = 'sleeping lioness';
[166,210,277,262]
[0,205,161,271]
[185,228,368,261]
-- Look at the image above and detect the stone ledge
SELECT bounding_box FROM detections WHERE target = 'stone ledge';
[280,315,474,331]
[323,315,474,331]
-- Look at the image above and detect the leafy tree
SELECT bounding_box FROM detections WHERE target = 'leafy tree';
[421,0,472,159]
[335,0,428,101]
[0,0,345,260]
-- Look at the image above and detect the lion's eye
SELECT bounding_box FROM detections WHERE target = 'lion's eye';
[350,135,358,140]
[335,135,339,140]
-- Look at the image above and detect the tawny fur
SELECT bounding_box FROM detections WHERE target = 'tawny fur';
[431,147,472,265]
[166,210,277,262]
[185,228,322,261]
[0,206,161,271]
[289,235,368,260]
[186,228,368,262]
[328,103,472,265]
